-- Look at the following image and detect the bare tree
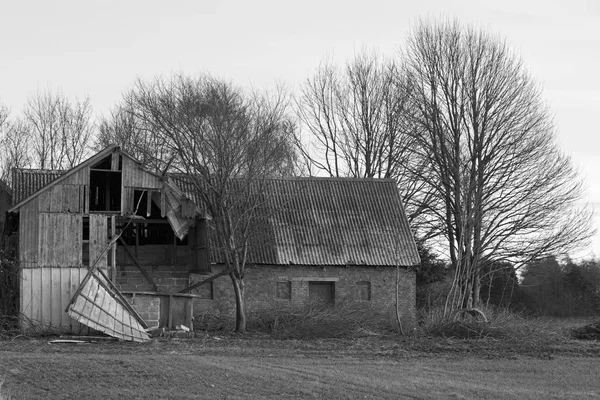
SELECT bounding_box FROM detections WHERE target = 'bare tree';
[0,119,32,183]
[0,103,33,183]
[96,105,171,173]
[297,50,434,233]
[22,89,94,169]
[403,19,594,312]
[125,74,297,332]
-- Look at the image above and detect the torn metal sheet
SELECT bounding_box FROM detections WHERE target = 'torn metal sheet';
[66,269,150,343]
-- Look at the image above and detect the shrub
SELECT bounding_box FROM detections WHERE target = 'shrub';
[0,250,18,334]
[194,302,398,338]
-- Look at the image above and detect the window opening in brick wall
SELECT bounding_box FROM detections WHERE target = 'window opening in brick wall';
[356,281,371,301]
[276,281,291,300]
[309,281,335,305]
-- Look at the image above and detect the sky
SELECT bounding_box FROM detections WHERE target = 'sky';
[0,0,599,258]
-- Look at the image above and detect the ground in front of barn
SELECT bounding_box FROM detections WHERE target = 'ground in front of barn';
[1,332,600,400]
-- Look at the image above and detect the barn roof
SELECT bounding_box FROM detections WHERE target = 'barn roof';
[11,169,65,205]
[172,176,420,267]
[10,147,420,267]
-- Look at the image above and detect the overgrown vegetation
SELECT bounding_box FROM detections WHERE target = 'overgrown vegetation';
[194,303,398,339]
[0,249,18,336]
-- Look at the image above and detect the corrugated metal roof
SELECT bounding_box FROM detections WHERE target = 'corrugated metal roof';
[261,178,420,266]
[172,176,420,267]
[12,169,65,205]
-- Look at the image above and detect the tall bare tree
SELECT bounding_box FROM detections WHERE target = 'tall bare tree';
[96,104,171,173]
[297,51,434,233]
[125,74,297,332]
[0,103,33,183]
[22,89,94,169]
[0,120,32,183]
[403,19,593,311]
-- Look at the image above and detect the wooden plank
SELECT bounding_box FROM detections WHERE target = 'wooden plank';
[50,268,62,327]
[19,199,39,263]
[146,190,152,217]
[49,185,63,213]
[61,269,72,328]
[62,185,81,213]
[110,216,116,282]
[39,213,82,268]
[89,215,108,270]
[121,187,133,215]
[179,268,234,293]
[111,152,120,171]
[83,184,89,214]
[20,269,32,327]
[38,190,51,212]
[30,268,42,325]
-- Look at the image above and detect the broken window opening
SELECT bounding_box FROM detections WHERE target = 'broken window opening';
[90,170,122,212]
[91,153,122,170]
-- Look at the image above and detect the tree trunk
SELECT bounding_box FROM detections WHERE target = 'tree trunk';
[230,272,246,333]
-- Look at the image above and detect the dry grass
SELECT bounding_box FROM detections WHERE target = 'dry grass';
[0,376,15,400]
[247,303,397,338]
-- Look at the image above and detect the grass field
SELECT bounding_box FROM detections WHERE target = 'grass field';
[1,319,600,400]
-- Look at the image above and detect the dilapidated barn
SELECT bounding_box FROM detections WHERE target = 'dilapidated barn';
[7,145,420,340]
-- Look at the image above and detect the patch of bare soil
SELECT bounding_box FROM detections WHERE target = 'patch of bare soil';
[1,333,600,399]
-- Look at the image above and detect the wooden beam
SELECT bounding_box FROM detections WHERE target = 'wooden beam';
[117,237,158,292]
[179,268,234,293]
[111,216,116,283]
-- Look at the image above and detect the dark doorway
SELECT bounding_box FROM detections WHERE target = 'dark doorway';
[309,281,335,305]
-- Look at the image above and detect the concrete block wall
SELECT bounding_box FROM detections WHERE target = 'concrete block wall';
[115,262,190,292]
[191,264,417,331]
[124,294,160,328]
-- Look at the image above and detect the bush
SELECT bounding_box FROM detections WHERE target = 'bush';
[194,302,399,339]
[572,321,600,340]
[419,305,554,340]
[0,250,18,334]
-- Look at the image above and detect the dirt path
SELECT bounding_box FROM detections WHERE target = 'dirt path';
[1,338,600,399]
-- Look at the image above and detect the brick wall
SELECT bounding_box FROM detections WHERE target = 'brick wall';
[190,264,417,331]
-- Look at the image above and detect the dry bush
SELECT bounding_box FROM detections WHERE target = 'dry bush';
[419,305,570,342]
[194,303,397,338]
[0,250,18,322]
[0,376,15,400]
[572,321,600,340]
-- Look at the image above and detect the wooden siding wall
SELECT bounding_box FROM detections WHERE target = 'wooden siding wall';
[19,168,92,332]
[19,198,39,266]
[39,213,82,267]
[120,157,162,215]
[18,154,172,333]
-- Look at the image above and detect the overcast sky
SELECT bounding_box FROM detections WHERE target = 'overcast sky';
[1,0,599,258]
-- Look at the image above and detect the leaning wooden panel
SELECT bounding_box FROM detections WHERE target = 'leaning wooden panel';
[67,270,150,342]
